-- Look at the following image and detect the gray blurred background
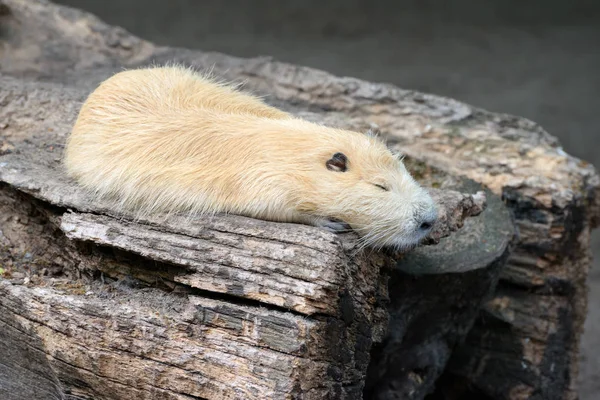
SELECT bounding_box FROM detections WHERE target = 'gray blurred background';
[54,1,600,398]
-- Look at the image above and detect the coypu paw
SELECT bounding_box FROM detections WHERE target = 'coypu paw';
[313,217,351,233]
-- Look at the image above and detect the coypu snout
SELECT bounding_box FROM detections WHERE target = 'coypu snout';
[415,204,438,234]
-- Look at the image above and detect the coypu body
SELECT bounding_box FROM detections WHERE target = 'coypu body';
[64,65,437,250]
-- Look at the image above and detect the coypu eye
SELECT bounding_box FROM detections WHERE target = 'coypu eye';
[326,152,348,172]
[373,183,389,191]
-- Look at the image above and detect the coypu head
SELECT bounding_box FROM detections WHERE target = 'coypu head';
[302,131,438,251]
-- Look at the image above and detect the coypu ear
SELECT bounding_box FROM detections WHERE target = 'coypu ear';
[326,152,348,172]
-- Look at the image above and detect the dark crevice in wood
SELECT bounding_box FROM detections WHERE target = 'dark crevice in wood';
[86,240,336,318]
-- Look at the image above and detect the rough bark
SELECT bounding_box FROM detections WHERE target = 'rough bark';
[0,73,486,316]
[0,0,598,399]
[0,70,493,400]
[364,178,514,399]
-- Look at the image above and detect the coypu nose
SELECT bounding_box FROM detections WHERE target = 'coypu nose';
[416,209,437,233]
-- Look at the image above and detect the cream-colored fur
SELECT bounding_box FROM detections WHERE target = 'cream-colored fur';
[64,65,437,250]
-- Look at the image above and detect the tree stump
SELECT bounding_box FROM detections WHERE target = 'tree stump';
[0,1,598,399]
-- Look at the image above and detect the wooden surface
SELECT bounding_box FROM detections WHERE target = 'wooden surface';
[0,68,493,400]
[1,0,598,399]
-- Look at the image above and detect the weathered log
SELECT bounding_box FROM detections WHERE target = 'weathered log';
[0,0,598,399]
[0,73,485,314]
[0,1,504,399]
[0,69,494,400]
